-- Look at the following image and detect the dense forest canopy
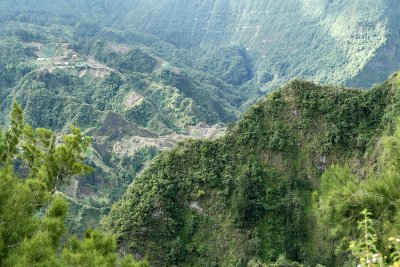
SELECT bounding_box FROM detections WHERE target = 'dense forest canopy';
[104,76,400,266]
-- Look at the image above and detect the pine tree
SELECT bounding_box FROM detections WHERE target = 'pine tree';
[0,102,147,267]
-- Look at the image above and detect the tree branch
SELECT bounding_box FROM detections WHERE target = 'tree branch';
[7,242,21,248]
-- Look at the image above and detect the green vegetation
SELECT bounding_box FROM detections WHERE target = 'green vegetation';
[98,0,400,90]
[0,102,147,266]
[316,114,400,266]
[0,15,246,234]
[2,0,400,96]
[3,2,400,266]
[105,76,400,266]
[193,46,254,86]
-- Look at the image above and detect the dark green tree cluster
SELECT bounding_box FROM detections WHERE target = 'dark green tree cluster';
[194,46,254,86]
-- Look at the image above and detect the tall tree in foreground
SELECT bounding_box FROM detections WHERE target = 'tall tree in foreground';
[0,101,147,267]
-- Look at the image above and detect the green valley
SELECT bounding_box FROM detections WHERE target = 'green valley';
[0,18,244,233]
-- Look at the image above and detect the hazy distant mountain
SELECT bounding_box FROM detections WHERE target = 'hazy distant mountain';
[107,0,400,89]
[2,0,399,90]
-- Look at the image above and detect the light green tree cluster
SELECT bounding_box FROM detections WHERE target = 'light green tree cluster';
[318,119,400,266]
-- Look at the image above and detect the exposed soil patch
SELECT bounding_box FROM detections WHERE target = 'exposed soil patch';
[23,41,43,50]
[79,184,96,197]
[113,123,226,156]
[88,112,156,139]
[78,68,111,78]
[87,57,109,69]
[108,43,131,53]
[124,92,143,108]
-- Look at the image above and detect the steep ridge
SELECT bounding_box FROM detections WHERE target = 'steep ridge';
[107,0,397,89]
[348,0,400,87]
[104,75,400,266]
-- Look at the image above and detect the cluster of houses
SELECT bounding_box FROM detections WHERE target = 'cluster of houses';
[36,53,80,67]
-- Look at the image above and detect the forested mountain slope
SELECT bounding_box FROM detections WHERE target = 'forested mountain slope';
[109,0,400,90]
[104,74,400,266]
[2,0,400,91]
[0,14,242,233]
[107,0,399,88]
